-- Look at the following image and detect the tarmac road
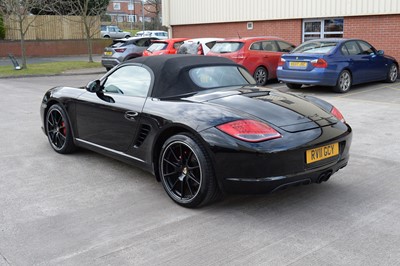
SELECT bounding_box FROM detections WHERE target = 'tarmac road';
[0,75,400,265]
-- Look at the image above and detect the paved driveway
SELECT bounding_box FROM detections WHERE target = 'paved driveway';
[1,76,399,265]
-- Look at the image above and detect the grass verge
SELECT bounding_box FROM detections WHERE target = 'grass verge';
[0,61,102,77]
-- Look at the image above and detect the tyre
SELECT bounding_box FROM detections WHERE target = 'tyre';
[333,70,352,93]
[386,63,398,83]
[45,104,76,154]
[286,83,302,90]
[124,35,131,38]
[253,67,268,86]
[159,133,220,208]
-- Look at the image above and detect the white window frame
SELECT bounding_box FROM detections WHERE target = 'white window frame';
[113,3,121,10]
[302,18,344,42]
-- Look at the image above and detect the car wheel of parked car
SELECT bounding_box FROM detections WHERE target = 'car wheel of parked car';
[333,70,352,93]
[159,133,220,208]
[103,35,110,38]
[386,64,398,83]
[286,83,302,90]
[124,35,131,38]
[45,104,76,154]
[253,67,268,86]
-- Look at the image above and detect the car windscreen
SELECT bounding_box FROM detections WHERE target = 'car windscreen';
[292,41,338,54]
[210,42,244,53]
[189,66,256,89]
[147,42,168,52]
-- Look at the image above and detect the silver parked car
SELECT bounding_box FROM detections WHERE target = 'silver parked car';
[101,37,158,71]
[101,25,131,39]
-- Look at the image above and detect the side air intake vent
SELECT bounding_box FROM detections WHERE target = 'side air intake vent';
[134,124,151,148]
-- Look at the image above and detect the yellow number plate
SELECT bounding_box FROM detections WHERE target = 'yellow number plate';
[306,143,339,164]
[289,61,307,67]
[104,51,113,56]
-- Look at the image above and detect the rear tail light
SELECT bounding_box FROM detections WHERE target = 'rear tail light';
[217,120,281,142]
[114,48,127,53]
[331,106,345,123]
[278,58,286,66]
[311,58,328,68]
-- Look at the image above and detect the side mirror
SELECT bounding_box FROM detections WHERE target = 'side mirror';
[86,80,102,93]
[377,50,384,55]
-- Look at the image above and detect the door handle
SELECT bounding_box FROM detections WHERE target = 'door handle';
[125,111,138,121]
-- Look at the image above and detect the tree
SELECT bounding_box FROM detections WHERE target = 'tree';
[0,15,5,39]
[34,0,109,63]
[144,0,162,30]
[0,0,53,69]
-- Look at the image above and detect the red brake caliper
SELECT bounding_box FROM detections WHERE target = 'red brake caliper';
[61,122,66,135]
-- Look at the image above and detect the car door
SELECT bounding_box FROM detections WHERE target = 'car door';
[260,41,282,78]
[341,41,369,84]
[357,40,387,81]
[75,64,152,152]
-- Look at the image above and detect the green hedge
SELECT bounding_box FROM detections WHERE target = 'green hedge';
[0,15,5,39]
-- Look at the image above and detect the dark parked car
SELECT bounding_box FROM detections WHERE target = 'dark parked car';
[277,38,398,93]
[40,55,352,208]
[101,36,158,71]
[207,37,296,86]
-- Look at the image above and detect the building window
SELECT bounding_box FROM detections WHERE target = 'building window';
[113,3,121,10]
[303,18,343,42]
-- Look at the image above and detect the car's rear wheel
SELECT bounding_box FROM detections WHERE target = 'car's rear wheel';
[286,83,302,90]
[386,63,398,83]
[333,70,352,93]
[253,67,268,86]
[159,133,220,208]
[124,35,131,38]
[45,104,76,154]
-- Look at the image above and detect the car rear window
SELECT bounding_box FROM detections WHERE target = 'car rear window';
[147,42,168,52]
[292,41,338,54]
[189,66,255,89]
[210,42,244,53]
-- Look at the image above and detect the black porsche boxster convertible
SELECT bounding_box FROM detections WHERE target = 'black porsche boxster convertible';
[40,55,352,208]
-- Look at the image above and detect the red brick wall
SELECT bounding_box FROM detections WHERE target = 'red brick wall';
[0,39,112,58]
[344,15,399,61]
[172,14,400,61]
[172,19,302,46]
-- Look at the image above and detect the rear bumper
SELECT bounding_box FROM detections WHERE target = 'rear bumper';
[101,58,121,68]
[221,156,349,194]
[277,67,338,86]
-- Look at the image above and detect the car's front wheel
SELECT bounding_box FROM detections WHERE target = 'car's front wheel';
[45,104,76,154]
[333,70,352,93]
[159,133,220,208]
[286,83,302,90]
[253,67,268,86]
[386,63,398,83]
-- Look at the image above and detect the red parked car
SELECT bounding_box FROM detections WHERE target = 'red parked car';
[143,38,188,56]
[207,37,296,85]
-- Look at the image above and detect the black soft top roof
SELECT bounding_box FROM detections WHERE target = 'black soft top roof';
[124,55,240,98]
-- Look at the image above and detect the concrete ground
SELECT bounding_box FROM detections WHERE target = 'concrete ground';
[0,74,399,265]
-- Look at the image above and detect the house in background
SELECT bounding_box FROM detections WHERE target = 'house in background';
[106,0,158,24]
[162,0,400,61]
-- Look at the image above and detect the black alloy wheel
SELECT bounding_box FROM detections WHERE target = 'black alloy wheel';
[333,70,352,93]
[253,67,268,86]
[386,63,398,83]
[159,133,220,208]
[45,104,76,154]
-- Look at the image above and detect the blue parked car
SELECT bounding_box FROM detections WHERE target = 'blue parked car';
[277,38,398,93]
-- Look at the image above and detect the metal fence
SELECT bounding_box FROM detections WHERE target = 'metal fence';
[4,15,101,40]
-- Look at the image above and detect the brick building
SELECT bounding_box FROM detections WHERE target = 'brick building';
[162,0,400,61]
[106,0,157,23]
